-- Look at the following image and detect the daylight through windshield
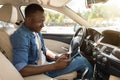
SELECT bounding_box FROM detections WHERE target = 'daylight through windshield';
[67,0,120,32]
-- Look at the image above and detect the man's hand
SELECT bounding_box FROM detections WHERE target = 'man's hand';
[55,53,69,60]
[54,56,72,70]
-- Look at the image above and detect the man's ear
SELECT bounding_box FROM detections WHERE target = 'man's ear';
[26,17,31,22]
[25,17,32,26]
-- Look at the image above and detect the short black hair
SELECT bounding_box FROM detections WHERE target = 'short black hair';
[25,4,44,17]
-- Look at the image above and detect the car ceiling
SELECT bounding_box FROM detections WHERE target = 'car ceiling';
[0,0,71,7]
[0,0,108,6]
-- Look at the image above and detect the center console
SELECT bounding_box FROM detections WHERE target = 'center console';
[92,42,120,80]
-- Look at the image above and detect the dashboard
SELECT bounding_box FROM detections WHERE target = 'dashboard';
[80,28,120,79]
[71,26,120,78]
[93,42,120,63]
[92,42,120,78]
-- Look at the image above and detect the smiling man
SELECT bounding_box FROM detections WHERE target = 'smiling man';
[10,3,93,78]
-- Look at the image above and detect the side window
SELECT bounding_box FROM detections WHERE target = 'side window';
[0,21,14,28]
[20,6,76,34]
[43,8,76,34]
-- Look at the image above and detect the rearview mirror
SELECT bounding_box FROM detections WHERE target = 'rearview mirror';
[86,0,108,8]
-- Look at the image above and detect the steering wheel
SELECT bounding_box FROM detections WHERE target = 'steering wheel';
[69,26,87,57]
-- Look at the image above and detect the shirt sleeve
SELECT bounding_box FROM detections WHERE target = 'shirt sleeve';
[10,33,29,71]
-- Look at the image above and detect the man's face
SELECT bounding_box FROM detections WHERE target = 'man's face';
[28,11,45,32]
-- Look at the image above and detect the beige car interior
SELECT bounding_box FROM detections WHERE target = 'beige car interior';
[0,1,119,80]
[0,4,77,80]
[39,0,71,7]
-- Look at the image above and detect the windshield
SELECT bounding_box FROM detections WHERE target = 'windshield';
[67,0,120,32]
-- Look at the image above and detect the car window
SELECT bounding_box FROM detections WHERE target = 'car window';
[67,0,120,32]
[0,21,14,28]
[43,8,76,34]
[20,6,76,35]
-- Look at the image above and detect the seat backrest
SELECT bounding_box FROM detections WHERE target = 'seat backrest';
[0,4,18,23]
[0,28,16,62]
[0,52,24,80]
[0,4,18,62]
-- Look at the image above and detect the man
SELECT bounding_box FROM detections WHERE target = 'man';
[10,3,93,78]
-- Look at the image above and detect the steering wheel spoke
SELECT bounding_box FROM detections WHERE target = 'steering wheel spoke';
[69,26,87,57]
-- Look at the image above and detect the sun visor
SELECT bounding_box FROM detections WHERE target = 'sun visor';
[39,0,71,7]
[49,0,71,7]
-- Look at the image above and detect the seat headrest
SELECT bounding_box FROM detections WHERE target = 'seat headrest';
[0,4,18,23]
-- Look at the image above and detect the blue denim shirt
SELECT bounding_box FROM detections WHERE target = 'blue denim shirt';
[10,24,46,71]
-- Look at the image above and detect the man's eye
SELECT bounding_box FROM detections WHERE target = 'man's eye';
[36,22,44,25]
[39,21,43,24]
[40,20,44,24]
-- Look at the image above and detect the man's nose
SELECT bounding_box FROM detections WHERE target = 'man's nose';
[42,23,44,27]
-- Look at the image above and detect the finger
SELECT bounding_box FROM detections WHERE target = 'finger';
[65,58,72,62]
[60,54,68,59]
[63,53,69,57]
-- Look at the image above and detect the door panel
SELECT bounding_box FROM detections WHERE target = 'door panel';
[43,34,73,53]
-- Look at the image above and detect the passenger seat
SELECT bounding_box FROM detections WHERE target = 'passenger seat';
[0,51,24,80]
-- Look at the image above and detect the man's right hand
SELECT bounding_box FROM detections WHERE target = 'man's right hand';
[54,58,72,70]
